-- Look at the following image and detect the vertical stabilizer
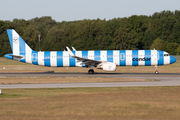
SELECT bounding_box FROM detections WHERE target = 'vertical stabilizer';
[7,29,32,55]
[6,29,34,63]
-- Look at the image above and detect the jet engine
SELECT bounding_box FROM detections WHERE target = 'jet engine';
[97,62,116,71]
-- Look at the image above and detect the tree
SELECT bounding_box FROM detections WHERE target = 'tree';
[0,10,180,56]
[177,45,180,55]
[150,38,165,50]
[168,22,180,44]
[113,26,132,50]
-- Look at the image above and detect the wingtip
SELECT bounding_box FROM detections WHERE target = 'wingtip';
[66,46,70,51]
[66,46,74,56]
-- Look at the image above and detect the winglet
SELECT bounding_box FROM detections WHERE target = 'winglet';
[66,46,75,56]
[72,46,76,51]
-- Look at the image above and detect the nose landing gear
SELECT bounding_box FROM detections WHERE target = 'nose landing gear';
[155,65,159,74]
[155,70,159,74]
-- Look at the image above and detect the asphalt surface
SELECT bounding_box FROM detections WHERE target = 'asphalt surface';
[0,72,180,88]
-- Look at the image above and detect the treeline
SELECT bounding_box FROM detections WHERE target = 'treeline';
[0,10,180,56]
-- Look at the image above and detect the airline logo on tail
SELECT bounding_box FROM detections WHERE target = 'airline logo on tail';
[13,37,19,43]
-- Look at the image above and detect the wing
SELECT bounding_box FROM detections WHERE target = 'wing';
[66,46,102,67]
[73,55,102,67]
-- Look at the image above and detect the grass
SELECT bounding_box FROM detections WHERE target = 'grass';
[0,57,180,73]
[0,57,28,65]
[0,57,179,120]
[0,87,180,120]
[0,77,153,84]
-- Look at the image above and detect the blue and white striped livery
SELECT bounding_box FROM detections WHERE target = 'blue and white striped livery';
[5,29,176,74]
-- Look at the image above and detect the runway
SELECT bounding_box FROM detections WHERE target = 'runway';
[0,72,180,88]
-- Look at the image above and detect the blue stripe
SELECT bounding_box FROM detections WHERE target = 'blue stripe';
[107,50,113,62]
[69,51,76,67]
[5,53,13,60]
[132,50,138,66]
[57,51,63,67]
[82,51,88,67]
[7,30,13,53]
[158,50,164,65]
[32,51,38,65]
[44,51,50,66]
[94,51,100,60]
[19,36,26,62]
[145,50,151,66]
[120,50,126,66]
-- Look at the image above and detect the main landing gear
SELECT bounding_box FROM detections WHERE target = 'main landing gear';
[155,65,159,74]
[88,69,94,74]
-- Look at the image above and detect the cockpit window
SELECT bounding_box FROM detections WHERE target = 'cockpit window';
[164,54,169,56]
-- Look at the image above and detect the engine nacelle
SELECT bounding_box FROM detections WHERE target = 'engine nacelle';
[102,62,116,71]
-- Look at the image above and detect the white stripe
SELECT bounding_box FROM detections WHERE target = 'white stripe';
[50,51,57,67]
[101,51,107,61]
[63,51,69,67]
[38,52,44,66]
[12,30,19,55]
[151,50,157,66]
[25,44,32,64]
[126,50,132,66]
[88,51,94,60]
[138,50,145,66]
[164,51,170,65]
[76,51,82,67]
[113,50,119,65]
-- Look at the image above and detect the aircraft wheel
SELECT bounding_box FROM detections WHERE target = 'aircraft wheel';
[88,69,94,74]
[155,71,159,74]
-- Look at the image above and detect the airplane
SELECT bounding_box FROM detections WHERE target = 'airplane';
[5,29,176,74]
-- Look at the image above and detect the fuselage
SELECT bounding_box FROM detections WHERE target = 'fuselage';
[5,50,176,67]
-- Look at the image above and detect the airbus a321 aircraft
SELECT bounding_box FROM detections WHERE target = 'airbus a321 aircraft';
[5,29,176,74]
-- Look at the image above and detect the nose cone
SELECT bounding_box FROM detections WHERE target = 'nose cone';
[170,56,176,64]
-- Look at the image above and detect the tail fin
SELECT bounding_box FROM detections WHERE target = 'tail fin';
[7,29,33,55]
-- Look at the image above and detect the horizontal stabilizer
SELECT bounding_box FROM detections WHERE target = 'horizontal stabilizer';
[8,55,24,59]
[5,54,24,61]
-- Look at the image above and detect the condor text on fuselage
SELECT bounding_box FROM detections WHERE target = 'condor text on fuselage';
[132,57,151,61]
